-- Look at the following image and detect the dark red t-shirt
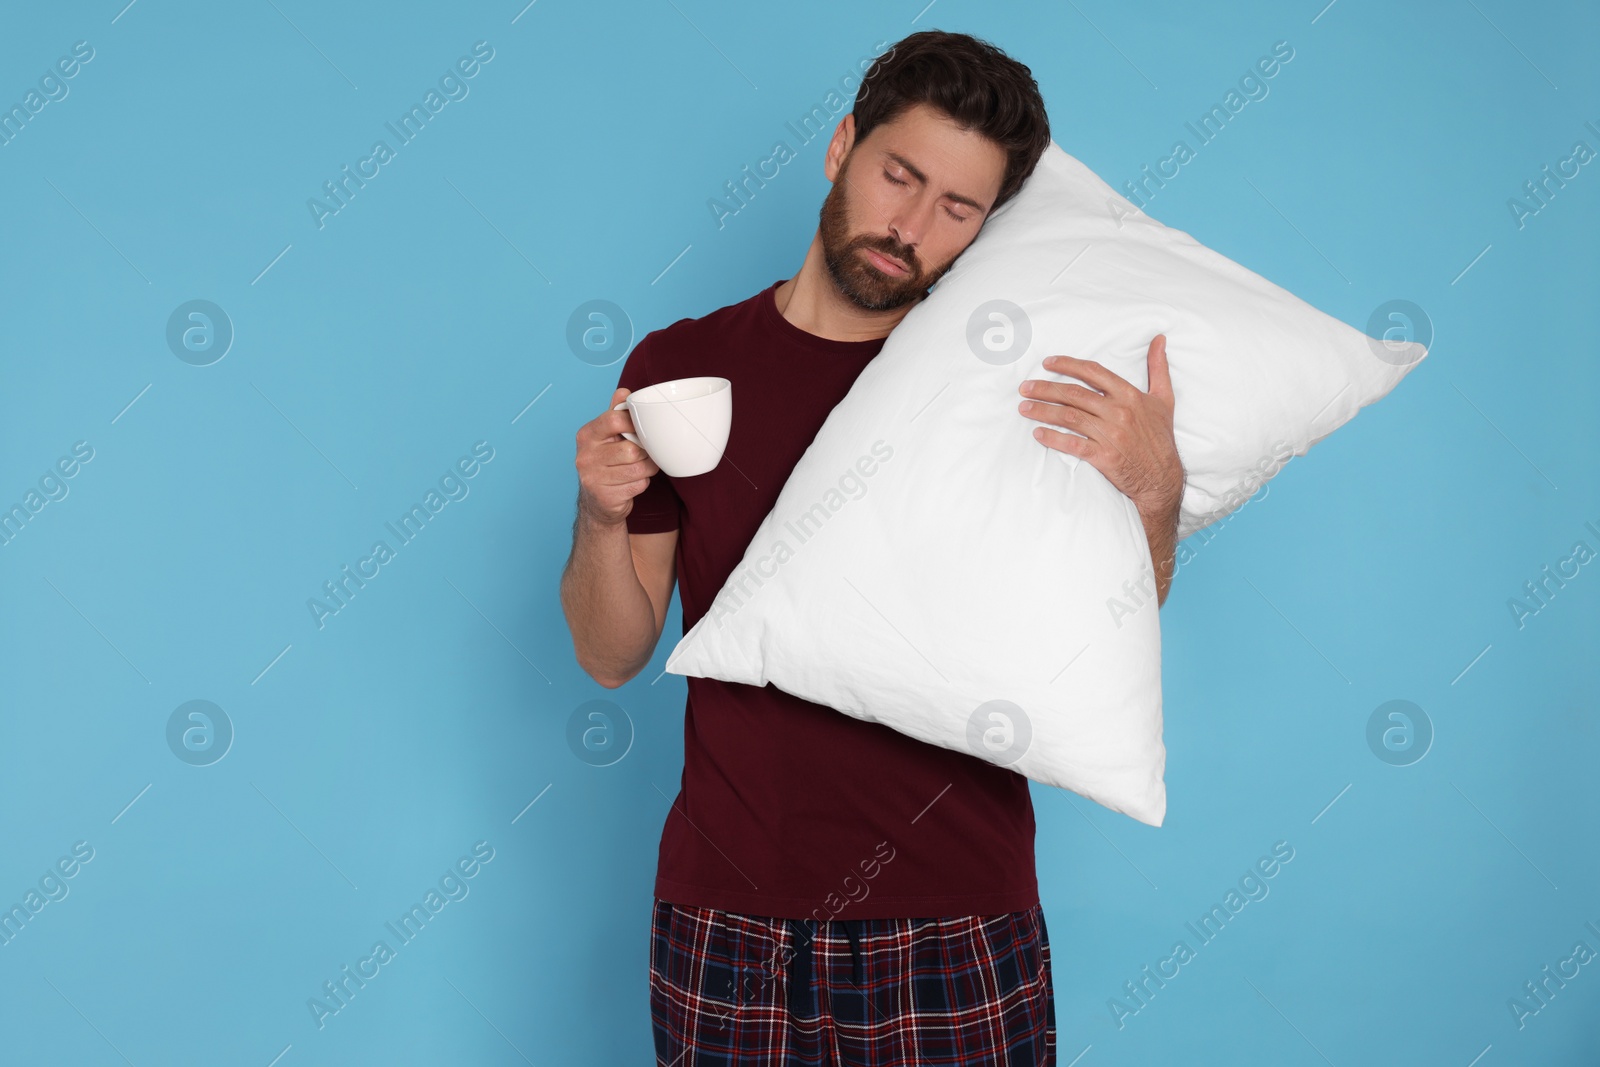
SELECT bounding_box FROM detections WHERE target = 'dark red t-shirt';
[616,278,1038,920]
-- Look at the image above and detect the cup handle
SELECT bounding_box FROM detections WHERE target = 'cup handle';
[611,401,640,445]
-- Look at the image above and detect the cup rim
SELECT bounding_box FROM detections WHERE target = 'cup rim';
[628,376,730,404]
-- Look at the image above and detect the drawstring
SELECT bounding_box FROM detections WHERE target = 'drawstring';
[784,917,864,1017]
[840,919,863,989]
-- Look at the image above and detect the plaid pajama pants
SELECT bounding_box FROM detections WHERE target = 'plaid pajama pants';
[649,897,1055,1066]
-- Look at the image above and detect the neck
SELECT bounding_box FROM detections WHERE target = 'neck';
[775,232,922,343]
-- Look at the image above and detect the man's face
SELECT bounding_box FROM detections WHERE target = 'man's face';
[818,102,1007,311]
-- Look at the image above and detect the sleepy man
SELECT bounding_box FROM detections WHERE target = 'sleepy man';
[560,27,1183,1066]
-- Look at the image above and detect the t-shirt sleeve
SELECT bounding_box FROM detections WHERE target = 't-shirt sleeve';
[614,333,682,534]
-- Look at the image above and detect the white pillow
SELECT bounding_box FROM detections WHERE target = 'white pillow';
[663,141,1426,826]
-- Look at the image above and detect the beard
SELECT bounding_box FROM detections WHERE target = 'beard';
[817,154,957,312]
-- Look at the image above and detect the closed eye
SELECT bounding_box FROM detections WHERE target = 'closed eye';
[883,170,969,222]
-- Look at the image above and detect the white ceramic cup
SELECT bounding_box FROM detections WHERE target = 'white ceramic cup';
[612,376,732,478]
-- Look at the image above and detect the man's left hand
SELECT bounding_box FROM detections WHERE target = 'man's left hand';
[1017,334,1184,516]
[1018,334,1186,606]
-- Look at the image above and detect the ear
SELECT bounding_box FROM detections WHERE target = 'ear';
[824,114,856,182]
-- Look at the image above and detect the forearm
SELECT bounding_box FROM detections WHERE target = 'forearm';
[560,506,659,686]
[1140,495,1180,608]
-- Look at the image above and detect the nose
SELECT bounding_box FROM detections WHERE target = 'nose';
[887,219,916,257]
[885,201,934,262]
[875,224,916,271]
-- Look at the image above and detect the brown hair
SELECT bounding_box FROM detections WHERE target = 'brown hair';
[852,30,1051,214]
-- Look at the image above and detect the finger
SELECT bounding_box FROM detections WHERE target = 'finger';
[591,455,658,489]
[1145,334,1173,402]
[587,404,639,442]
[616,438,660,476]
[1033,424,1128,480]
[1020,395,1097,433]
[1038,355,1135,400]
[1019,379,1113,418]
[1022,402,1130,466]
[599,436,655,468]
[1032,424,1100,465]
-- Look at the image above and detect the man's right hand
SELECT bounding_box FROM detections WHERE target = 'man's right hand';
[575,387,662,526]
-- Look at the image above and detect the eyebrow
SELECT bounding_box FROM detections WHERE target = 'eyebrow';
[882,151,989,214]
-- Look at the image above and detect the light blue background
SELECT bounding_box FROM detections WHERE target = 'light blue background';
[1,1,1595,1064]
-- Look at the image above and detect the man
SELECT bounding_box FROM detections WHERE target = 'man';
[561,28,1183,1066]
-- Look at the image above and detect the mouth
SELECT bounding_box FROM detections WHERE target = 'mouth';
[862,247,909,277]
